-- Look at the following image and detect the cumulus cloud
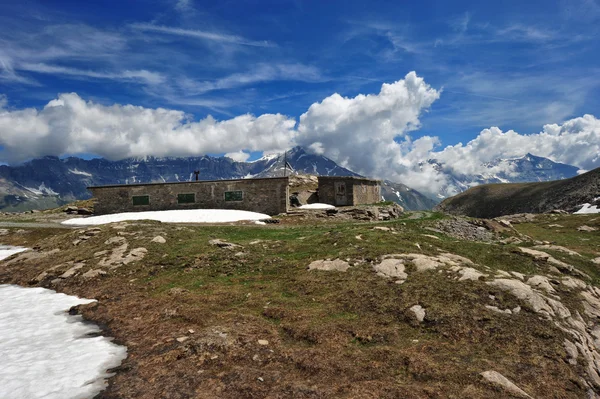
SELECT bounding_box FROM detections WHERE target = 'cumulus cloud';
[224,151,251,162]
[296,71,441,177]
[433,115,600,173]
[0,93,295,163]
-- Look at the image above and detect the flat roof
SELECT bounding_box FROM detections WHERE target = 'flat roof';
[318,176,381,183]
[88,176,289,190]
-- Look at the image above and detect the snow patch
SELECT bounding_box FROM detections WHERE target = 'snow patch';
[0,245,28,260]
[0,284,127,399]
[575,203,600,214]
[62,209,271,226]
[298,203,335,210]
[23,183,58,196]
[68,169,92,177]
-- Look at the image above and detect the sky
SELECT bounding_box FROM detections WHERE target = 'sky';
[0,0,599,193]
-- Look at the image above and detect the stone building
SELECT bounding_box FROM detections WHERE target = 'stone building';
[88,177,289,216]
[317,176,381,206]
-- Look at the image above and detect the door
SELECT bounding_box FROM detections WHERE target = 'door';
[334,181,347,206]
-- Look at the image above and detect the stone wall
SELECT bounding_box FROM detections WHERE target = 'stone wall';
[89,177,289,216]
[318,177,381,206]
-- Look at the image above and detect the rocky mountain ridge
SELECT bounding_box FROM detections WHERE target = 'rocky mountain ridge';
[423,153,581,199]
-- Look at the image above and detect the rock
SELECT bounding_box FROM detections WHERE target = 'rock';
[59,263,85,279]
[123,248,148,265]
[485,305,512,315]
[548,224,563,228]
[592,257,600,265]
[77,208,93,215]
[82,269,107,279]
[94,250,109,257]
[105,236,126,245]
[526,275,556,293]
[457,267,487,281]
[308,259,350,272]
[83,228,102,236]
[374,259,407,282]
[480,370,533,398]
[511,272,525,280]
[0,229,9,236]
[63,206,78,213]
[533,244,581,257]
[373,226,391,231]
[561,277,587,290]
[209,239,242,249]
[258,339,269,346]
[578,225,598,232]
[152,235,167,244]
[565,339,579,365]
[409,305,425,322]
[176,336,189,343]
[488,278,570,319]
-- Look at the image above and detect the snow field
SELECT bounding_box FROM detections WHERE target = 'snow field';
[0,247,127,399]
[62,208,271,226]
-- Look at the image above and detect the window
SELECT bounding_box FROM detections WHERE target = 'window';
[224,190,243,201]
[177,193,195,204]
[132,195,150,206]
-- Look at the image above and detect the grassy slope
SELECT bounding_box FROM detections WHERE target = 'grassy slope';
[436,167,600,218]
[0,212,599,398]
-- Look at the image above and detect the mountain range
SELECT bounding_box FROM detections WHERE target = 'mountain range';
[0,147,582,213]
[0,147,436,212]
[422,153,581,199]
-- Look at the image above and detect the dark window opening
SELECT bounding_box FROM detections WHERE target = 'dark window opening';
[132,195,150,206]
[177,193,195,204]
[224,190,243,201]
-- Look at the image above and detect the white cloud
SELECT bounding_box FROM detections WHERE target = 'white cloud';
[224,150,251,162]
[296,71,441,177]
[18,63,165,85]
[130,23,274,47]
[432,114,600,174]
[0,93,296,163]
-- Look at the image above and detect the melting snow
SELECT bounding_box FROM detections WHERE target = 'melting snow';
[62,209,271,226]
[0,285,127,399]
[0,246,127,399]
[575,204,600,214]
[298,203,335,209]
[0,245,28,259]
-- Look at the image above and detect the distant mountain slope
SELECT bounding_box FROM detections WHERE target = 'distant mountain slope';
[424,153,580,199]
[380,180,438,211]
[0,146,433,212]
[435,167,600,218]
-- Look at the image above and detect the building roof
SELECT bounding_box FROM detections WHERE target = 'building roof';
[317,176,381,184]
[87,176,289,190]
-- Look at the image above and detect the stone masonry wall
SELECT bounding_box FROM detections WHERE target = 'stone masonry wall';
[318,177,381,206]
[352,180,381,204]
[89,177,289,216]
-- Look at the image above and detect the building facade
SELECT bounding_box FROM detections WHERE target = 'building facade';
[317,176,381,206]
[89,177,289,216]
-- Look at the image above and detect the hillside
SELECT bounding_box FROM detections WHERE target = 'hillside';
[1,208,600,397]
[436,167,600,218]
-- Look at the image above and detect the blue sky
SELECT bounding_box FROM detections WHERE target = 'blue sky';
[1,0,599,191]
